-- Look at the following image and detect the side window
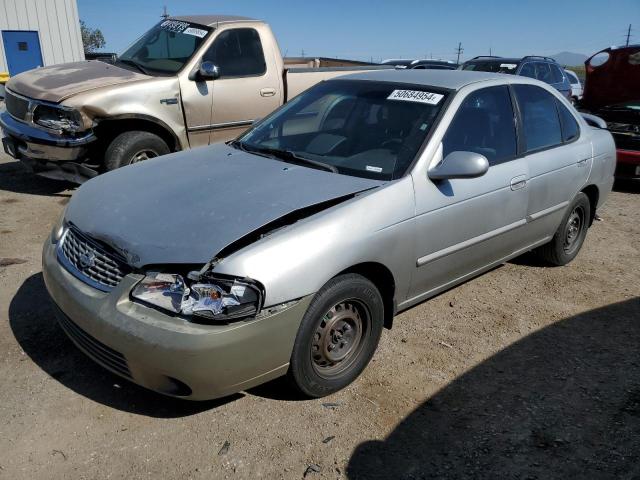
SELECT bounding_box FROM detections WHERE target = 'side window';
[556,99,580,142]
[519,63,536,78]
[534,62,553,84]
[203,28,266,78]
[513,84,562,152]
[442,85,517,165]
[550,64,565,84]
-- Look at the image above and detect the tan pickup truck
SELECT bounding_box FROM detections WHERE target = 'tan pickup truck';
[0,15,385,182]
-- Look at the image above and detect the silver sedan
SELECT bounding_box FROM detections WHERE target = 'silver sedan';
[43,70,616,400]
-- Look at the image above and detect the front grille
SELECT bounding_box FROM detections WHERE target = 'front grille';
[58,226,131,291]
[4,90,30,121]
[54,305,132,379]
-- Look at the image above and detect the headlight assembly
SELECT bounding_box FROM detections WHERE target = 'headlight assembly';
[32,104,84,133]
[131,272,263,323]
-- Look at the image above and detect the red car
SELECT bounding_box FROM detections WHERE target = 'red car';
[582,45,640,181]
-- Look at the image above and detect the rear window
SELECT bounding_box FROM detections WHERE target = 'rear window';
[556,99,580,142]
[461,61,518,74]
[513,84,562,152]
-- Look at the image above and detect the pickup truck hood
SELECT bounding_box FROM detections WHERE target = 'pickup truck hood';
[7,61,149,103]
[65,144,383,268]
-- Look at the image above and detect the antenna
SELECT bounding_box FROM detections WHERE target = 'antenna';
[161,5,169,19]
[455,42,464,64]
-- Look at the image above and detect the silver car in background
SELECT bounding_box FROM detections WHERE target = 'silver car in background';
[43,70,616,400]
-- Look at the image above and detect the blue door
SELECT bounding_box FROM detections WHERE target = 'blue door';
[2,31,43,76]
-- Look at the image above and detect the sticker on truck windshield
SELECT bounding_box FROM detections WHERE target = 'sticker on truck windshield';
[387,90,444,105]
[183,27,208,38]
[160,20,190,33]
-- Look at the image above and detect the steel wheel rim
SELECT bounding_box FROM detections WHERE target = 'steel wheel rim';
[563,206,584,254]
[129,149,158,164]
[311,299,369,378]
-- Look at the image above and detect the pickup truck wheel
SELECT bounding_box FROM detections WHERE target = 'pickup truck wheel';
[288,273,384,398]
[535,192,591,266]
[104,131,170,171]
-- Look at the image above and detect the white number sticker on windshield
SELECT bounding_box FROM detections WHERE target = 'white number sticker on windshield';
[387,90,444,105]
[183,27,208,38]
[160,20,190,33]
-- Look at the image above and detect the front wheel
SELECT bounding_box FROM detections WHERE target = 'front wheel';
[288,274,384,398]
[104,131,170,171]
[535,192,591,266]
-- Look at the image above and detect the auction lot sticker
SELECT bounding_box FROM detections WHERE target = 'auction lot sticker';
[387,90,444,105]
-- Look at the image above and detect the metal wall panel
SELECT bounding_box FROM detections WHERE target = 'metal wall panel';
[0,0,85,73]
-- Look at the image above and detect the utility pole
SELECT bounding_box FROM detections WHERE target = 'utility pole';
[161,5,169,19]
[489,47,492,56]
[301,48,305,57]
[455,42,464,64]
[626,24,632,46]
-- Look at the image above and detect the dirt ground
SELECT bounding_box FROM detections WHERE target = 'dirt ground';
[0,151,638,480]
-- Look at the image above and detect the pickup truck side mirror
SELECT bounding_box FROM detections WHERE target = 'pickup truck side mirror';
[189,61,220,81]
[428,151,489,180]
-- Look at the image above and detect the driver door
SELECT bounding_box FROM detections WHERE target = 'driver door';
[409,85,530,300]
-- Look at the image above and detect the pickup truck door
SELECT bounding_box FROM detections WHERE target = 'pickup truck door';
[179,74,214,147]
[512,85,592,242]
[204,28,282,143]
[407,85,531,303]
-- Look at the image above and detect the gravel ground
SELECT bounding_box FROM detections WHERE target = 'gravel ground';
[0,152,638,479]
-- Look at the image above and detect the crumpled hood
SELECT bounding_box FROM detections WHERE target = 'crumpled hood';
[7,61,149,103]
[65,144,383,268]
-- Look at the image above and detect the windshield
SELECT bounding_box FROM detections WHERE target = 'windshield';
[118,20,212,75]
[237,80,449,180]
[462,61,518,74]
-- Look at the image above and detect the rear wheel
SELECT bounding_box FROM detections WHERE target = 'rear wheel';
[535,192,591,266]
[104,131,169,171]
[288,274,384,398]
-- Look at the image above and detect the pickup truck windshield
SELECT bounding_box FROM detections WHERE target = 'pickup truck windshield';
[118,20,212,75]
[237,80,449,180]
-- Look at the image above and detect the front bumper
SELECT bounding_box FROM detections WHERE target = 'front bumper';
[42,238,312,400]
[1,111,98,183]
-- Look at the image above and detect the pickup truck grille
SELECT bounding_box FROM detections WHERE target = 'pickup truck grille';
[58,226,131,291]
[4,90,30,121]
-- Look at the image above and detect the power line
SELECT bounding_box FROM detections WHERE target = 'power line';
[455,42,464,64]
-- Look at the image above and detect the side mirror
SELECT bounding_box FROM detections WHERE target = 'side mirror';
[428,151,489,180]
[190,61,219,81]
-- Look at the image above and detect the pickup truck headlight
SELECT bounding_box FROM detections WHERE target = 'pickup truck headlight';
[131,272,262,323]
[32,104,83,133]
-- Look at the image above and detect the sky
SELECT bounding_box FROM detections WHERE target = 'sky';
[77,0,639,62]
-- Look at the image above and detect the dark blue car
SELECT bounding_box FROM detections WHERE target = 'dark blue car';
[460,56,572,100]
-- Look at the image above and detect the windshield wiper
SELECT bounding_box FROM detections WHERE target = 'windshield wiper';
[235,142,338,173]
[117,58,150,75]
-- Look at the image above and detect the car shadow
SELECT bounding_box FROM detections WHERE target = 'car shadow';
[9,273,243,417]
[347,297,640,479]
[0,159,75,197]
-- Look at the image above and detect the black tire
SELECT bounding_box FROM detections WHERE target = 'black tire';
[535,192,591,266]
[288,273,384,398]
[104,131,169,171]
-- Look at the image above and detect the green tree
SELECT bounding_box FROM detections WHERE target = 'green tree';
[80,20,105,53]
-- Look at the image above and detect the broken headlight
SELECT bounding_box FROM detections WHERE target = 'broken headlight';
[131,272,262,323]
[32,104,83,133]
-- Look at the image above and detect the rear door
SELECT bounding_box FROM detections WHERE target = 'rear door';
[205,28,282,142]
[410,85,530,300]
[512,84,591,240]
[1,31,43,76]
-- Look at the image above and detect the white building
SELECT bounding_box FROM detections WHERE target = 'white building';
[0,0,84,76]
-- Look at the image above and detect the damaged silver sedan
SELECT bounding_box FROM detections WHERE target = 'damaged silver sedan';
[43,70,616,400]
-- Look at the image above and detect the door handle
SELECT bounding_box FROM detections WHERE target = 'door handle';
[510,175,527,191]
[260,88,276,97]
[577,158,589,168]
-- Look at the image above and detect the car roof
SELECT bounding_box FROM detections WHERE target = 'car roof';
[464,57,522,64]
[338,69,515,91]
[169,15,259,26]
